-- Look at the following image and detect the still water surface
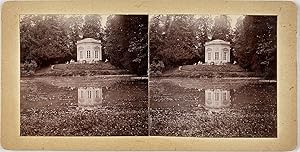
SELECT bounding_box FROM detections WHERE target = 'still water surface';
[149,78,277,137]
[20,76,148,136]
[21,76,277,137]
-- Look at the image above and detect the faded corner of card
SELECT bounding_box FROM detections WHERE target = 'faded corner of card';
[1,136,14,150]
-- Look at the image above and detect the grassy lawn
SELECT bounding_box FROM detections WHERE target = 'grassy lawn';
[160,64,259,78]
[31,62,133,77]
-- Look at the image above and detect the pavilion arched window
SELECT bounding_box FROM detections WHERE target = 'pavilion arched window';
[215,52,219,60]
[207,48,212,60]
[95,50,98,58]
[87,50,91,58]
[80,51,83,59]
[223,52,227,60]
[94,46,100,59]
[223,48,229,60]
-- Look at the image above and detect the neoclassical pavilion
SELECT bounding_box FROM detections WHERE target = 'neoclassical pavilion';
[204,39,230,65]
[76,38,102,63]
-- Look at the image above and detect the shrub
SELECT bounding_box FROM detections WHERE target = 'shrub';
[21,60,38,76]
[150,60,165,76]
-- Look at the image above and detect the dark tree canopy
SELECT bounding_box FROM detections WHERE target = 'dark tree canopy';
[65,16,84,59]
[20,15,148,75]
[233,16,277,78]
[194,16,213,62]
[104,15,148,75]
[150,15,203,70]
[149,15,277,78]
[82,15,103,41]
[211,15,233,41]
[20,15,72,66]
[20,14,277,78]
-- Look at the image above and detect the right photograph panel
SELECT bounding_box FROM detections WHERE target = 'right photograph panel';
[149,15,277,137]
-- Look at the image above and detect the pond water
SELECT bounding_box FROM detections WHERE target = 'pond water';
[20,76,148,136]
[21,76,277,137]
[149,78,277,137]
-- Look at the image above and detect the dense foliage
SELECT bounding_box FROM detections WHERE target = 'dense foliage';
[150,15,205,69]
[150,15,277,78]
[233,16,277,78]
[20,15,73,66]
[20,15,102,67]
[20,15,148,75]
[104,15,148,75]
[20,14,276,78]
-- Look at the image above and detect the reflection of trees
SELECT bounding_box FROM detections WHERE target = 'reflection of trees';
[165,78,247,90]
[230,83,276,114]
[150,80,205,109]
[103,80,148,109]
[150,78,277,137]
[151,78,276,112]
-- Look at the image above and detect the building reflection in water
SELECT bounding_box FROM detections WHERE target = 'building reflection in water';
[204,89,231,112]
[78,87,103,109]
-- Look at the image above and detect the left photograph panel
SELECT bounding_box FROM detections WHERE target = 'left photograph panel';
[20,14,149,136]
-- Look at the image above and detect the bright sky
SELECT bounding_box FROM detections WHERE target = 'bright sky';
[23,14,242,29]
[101,15,110,27]
[52,14,110,27]
[195,15,244,28]
[149,14,244,29]
[101,15,244,28]
[229,15,244,28]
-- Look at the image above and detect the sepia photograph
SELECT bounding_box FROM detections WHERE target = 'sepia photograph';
[20,14,278,137]
[149,15,277,137]
[1,0,297,150]
[20,14,149,136]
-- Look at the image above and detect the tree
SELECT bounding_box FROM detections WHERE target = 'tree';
[150,15,200,69]
[105,15,148,75]
[149,15,165,61]
[233,15,277,78]
[194,16,213,62]
[65,16,84,59]
[211,15,233,41]
[20,15,36,63]
[232,16,247,65]
[20,15,106,70]
[211,15,235,62]
[20,15,72,67]
[82,15,103,41]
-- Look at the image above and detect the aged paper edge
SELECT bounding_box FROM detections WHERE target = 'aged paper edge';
[1,0,297,151]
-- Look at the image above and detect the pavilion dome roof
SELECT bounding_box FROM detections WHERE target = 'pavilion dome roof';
[76,38,101,44]
[204,39,230,46]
